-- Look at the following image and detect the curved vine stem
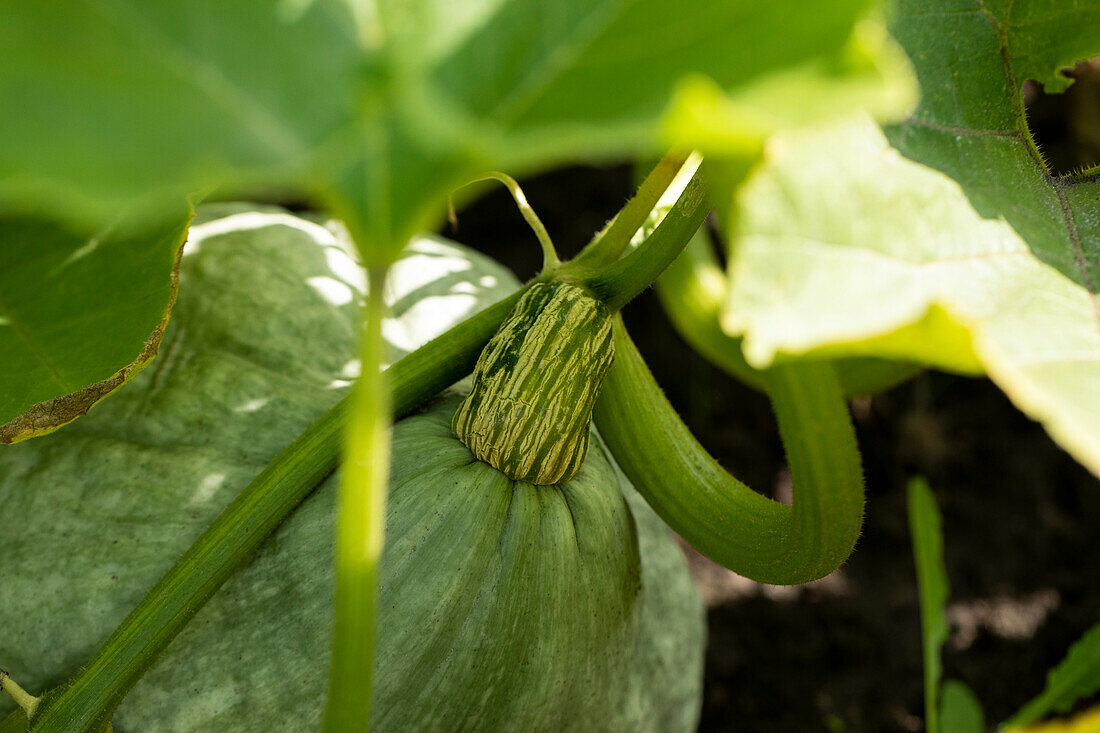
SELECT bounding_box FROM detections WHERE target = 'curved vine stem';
[25,289,526,733]
[458,172,560,272]
[594,317,864,584]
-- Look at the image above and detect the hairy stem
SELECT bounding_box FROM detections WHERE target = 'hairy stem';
[27,289,526,733]
[565,163,708,312]
[572,149,691,269]
[594,318,864,584]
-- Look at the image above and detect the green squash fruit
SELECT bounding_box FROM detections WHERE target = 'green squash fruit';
[453,281,614,485]
[0,205,705,732]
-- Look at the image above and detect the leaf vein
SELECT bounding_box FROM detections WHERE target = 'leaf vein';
[1052,186,1100,335]
[975,0,1100,338]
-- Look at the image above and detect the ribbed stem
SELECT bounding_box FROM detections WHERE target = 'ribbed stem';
[571,149,691,269]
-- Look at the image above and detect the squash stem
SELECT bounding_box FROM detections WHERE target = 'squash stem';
[595,318,864,584]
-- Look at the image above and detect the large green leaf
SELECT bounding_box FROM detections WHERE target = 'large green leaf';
[308,0,918,255]
[0,0,915,259]
[0,211,190,444]
[719,0,1100,474]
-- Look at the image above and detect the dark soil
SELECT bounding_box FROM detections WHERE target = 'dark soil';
[444,78,1100,729]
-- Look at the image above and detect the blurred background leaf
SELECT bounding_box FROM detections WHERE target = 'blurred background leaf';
[0,1,364,226]
[0,0,916,259]
[940,680,985,733]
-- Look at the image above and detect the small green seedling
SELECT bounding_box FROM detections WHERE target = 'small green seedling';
[908,478,1100,733]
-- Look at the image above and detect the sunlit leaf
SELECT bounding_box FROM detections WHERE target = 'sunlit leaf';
[719,0,1100,474]
[0,210,190,443]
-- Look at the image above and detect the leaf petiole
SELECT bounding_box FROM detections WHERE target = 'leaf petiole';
[323,266,391,732]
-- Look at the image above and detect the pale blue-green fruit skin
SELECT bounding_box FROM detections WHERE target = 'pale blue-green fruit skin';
[111,399,703,733]
[0,204,704,732]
